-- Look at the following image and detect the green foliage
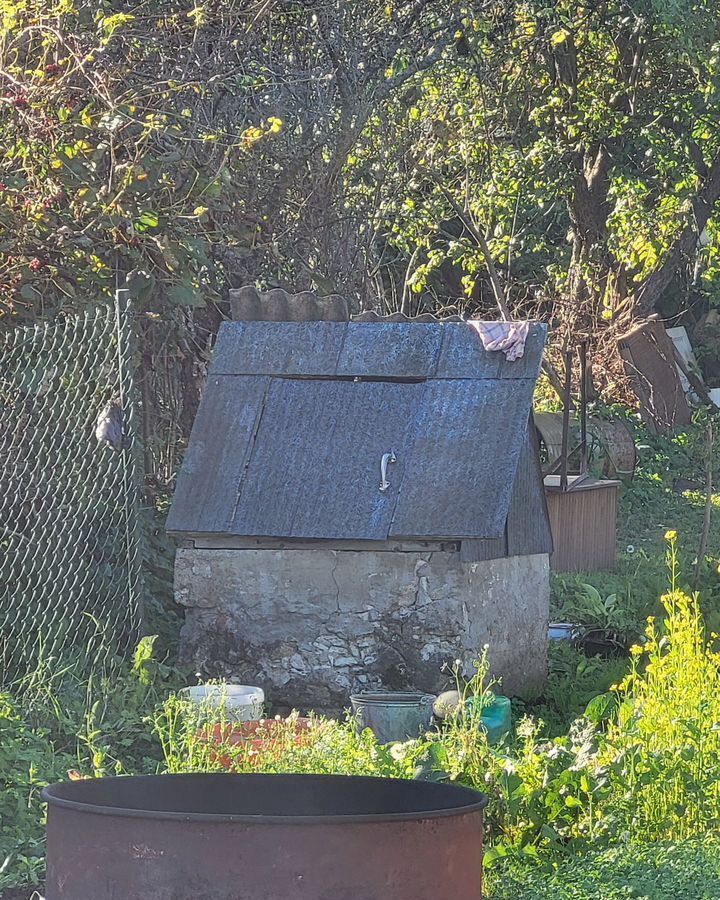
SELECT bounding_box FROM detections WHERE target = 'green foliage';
[347,0,720,328]
[0,0,470,325]
[603,582,720,838]
[0,635,183,889]
[487,839,720,899]
[5,544,720,892]
[0,693,73,890]
[153,697,417,780]
[554,582,642,638]
[519,642,629,736]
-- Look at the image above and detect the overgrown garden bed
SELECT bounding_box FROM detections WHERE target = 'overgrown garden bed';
[3,424,720,898]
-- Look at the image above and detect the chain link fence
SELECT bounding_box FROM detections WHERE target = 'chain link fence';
[0,295,143,687]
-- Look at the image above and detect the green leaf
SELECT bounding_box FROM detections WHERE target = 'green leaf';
[19,284,39,301]
[167,283,201,306]
[101,13,135,37]
[584,692,618,725]
[135,210,159,232]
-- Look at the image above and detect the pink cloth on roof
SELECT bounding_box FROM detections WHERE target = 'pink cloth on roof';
[467,320,530,361]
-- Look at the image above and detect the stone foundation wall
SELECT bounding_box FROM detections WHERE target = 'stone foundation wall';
[175,547,550,714]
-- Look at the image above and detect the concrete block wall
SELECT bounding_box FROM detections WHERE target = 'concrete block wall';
[175,547,550,714]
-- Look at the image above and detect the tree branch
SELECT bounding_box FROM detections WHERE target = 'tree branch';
[433,181,511,320]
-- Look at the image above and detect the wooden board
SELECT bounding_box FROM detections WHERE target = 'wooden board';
[435,326,503,379]
[336,322,442,378]
[210,321,346,376]
[390,378,535,539]
[231,379,424,539]
[545,479,618,572]
[498,325,547,379]
[166,375,269,533]
[459,534,508,563]
[618,320,692,435]
[210,321,547,380]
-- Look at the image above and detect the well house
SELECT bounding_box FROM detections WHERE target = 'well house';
[168,317,552,712]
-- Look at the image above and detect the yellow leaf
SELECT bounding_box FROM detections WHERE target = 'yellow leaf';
[551,28,569,46]
[187,6,207,25]
[193,206,209,217]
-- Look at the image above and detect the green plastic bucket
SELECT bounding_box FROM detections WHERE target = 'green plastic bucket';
[466,695,512,744]
[350,691,436,744]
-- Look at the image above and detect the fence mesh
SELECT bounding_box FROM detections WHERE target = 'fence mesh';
[0,296,143,686]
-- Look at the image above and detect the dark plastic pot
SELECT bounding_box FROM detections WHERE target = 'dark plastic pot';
[578,628,632,658]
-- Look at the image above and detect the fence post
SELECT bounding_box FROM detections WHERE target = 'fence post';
[115,288,145,638]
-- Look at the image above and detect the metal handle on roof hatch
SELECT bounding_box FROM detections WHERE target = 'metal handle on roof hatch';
[379,450,397,492]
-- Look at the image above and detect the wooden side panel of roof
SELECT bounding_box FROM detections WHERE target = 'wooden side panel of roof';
[459,534,508,563]
[506,423,553,556]
[389,378,535,539]
[166,375,269,534]
[459,423,552,562]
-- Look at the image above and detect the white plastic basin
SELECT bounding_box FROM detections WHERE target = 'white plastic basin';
[179,684,264,722]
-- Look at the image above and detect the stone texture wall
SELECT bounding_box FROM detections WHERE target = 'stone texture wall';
[175,547,550,714]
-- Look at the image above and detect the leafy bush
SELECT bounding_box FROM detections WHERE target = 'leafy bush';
[518,643,629,736]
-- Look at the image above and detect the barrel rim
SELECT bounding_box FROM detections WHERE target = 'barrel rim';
[42,772,489,824]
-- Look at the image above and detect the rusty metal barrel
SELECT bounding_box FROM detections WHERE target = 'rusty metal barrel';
[43,773,488,900]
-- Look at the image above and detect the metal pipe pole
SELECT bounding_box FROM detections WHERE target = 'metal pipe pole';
[579,340,588,475]
[560,349,572,491]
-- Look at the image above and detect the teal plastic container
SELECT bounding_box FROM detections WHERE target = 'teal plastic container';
[350,691,436,744]
[466,695,512,744]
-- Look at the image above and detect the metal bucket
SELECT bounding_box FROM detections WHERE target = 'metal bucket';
[351,691,436,743]
[43,773,488,900]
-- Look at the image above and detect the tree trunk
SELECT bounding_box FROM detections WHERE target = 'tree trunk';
[565,143,626,328]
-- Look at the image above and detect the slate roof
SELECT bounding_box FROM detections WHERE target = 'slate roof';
[167,321,547,542]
